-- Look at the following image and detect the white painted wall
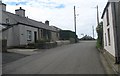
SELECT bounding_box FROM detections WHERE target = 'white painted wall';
[2,25,19,47]
[3,24,39,47]
[103,3,115,57]
[51,31,58,42]
[38,29,42,40]
[19,24,38,45]
[2,12,17,24]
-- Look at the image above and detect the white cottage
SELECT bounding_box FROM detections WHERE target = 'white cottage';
[101,1,120,63]
[0,2,59,47]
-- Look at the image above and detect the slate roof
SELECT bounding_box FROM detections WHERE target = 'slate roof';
[2,11,56,31]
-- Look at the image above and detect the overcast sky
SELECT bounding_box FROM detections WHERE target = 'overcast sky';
[3,0,108,38]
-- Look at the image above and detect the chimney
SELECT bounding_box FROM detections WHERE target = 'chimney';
[15,7,25,17]
[0,1,6,11]
[45,20,49,26]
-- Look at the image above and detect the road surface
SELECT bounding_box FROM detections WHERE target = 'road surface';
[3,41,106,74]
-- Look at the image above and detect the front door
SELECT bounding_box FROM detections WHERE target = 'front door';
[34,31,37,43]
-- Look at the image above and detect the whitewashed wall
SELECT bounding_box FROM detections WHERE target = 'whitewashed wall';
[51,31,58,42]
[19,24,38,45]
[103,3,115,57]
[2,25,20,47]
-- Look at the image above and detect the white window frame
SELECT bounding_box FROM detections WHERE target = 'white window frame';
[27,30,32,41]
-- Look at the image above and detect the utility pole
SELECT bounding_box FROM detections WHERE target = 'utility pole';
[92,26,94,39]
[97,5,99,26]
[74,6,77,42]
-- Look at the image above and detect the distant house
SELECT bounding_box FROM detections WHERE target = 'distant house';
[0,2,59,47]
[101,2,120,63]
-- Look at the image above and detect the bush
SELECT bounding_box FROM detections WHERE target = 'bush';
[96,22,103,49]
[27,43,35,46]
[27,43,36,49]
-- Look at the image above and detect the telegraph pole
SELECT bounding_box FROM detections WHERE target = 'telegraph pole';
[92,26,94,39]
[74,6,77,42]
[97,5,99,26]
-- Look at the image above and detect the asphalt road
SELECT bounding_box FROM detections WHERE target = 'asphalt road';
[2,52,28,65]
[3,41,106,74]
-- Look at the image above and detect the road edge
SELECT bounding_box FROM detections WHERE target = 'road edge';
[97,48,118,75]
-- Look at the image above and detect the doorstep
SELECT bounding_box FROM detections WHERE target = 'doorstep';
[7,49,39,55]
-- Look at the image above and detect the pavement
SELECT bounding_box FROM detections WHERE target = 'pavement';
[2,52,28,65]
[2,41,107,74]
[2,49,47,65]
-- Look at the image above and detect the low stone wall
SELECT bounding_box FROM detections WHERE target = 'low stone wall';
[6,40,71,49]
[56,40,70,46]
[35,42,57,49]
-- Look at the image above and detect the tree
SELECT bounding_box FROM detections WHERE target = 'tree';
[59,30,76,40]
[80,35,95,40]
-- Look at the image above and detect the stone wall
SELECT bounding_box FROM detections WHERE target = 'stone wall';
[56,40,70,46]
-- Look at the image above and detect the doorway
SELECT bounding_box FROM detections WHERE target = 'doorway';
[34,31,37,43]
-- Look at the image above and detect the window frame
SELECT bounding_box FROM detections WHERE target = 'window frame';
[6,18,9,24]
[27,30,32,41]
[105,33,107,46]
[106,9,109,26]
[107,28,111,46]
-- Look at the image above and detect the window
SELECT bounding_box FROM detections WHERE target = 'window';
[106,9,109,26]
[107,28,111,46]
[41,29,43,38]
[27,30,32,41]
[6,18,9,24]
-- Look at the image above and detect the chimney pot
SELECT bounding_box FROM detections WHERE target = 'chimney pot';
[15,7,25,17]
[20,7,22,9]
[45,20,49,26]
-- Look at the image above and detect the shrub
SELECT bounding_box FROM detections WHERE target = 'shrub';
[96,22,103,49]
[27,43,36,49]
